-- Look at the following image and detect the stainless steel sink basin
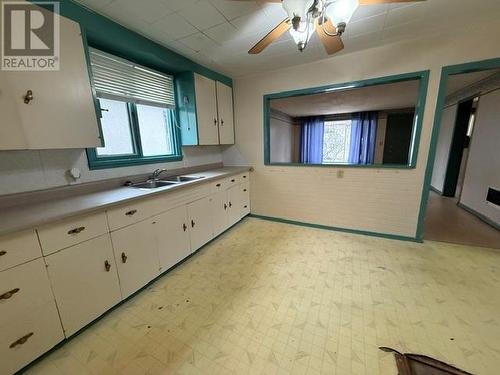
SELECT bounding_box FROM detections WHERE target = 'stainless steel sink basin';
[165,175,204,183]
[131,180,177,189]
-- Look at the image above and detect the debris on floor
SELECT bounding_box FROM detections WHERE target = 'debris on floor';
[379,347,473,375]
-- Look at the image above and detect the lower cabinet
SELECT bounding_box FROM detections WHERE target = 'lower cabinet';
[111,219,161,298]
[227,184,242,227]
[187,197,213,252]
[240,182,250,218]
[155,205,191,272]
[211,190,229,237]
[0,258,64,375]
[45,234,121,337]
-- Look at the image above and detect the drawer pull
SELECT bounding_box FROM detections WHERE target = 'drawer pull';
[216,183,221,187]
[67,226,85,235]
[183,223,187,232]
[104,260,111,272]
[121,252,128,263]
[243,189,247,192]
[0,250,6,257]
[229,201,232,208]
[231,179,235,183]
[243,175,247,178]
[244,205,248,208]
[191,220,195,228]
[125,209,137,216]
[224,203,227,210]
[0,288,20,300]
[10,332,34,348]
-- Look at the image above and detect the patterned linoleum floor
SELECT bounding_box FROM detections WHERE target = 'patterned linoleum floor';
[26,218,500,375]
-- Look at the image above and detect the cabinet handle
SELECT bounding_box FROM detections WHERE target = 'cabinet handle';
[221,119,224,126]
[231,179,235,183]
[23,90,33,104]
[0,288,20,300]
[104,260,111,272]
[224,203,227,210]
[244,205,248,208]
[125,209,137,216]
[0,250,6,257]
[191,220,195,228]
[213,118,217,126]
[67,226,85,235]
[229,201,232,208]
[243,175,247,179]
[183,223,187,232]
[243,189,247,192]
[10,332,34,348]
[216,183,221,187]
[121,252,127,263]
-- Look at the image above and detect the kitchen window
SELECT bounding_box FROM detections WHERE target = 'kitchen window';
[322,119,352,164]
[87,49,181,169]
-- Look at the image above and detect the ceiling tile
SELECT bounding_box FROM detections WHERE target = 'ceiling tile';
[230,9,282,37]
[178,32,219,53]
[178,1,227,30]
[209,0,261,21]
[102,0,172,24]
[163,0,199,13]
[149,13,198,41]
[345,13,385,39]
[73,0,115,11]
[204,22,238,44]
[385,3,426,28]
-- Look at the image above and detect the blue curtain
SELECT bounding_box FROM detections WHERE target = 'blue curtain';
[299,117,324,164]
[348,111,378,164]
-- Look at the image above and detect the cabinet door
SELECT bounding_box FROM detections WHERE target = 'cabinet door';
[111,220,160,298]
[2,15,101,149]
[227,185,242,227]
[0,73,26,149]
[216,82,235,145]
[45,235,121,337]
[187,198,213,252]
[156,206,191,272]
[194,74,219,145]
[210,191,228,237]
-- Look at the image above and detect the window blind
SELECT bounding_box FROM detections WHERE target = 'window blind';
[89,48,175,108]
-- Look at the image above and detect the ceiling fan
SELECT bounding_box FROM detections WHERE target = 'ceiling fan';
[232,0,425,55]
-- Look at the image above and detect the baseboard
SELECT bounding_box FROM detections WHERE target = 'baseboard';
[457,202,500,231]
[249,214,420,243]
[429,185,443,195]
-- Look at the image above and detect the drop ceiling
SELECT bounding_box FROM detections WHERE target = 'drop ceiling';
[270,79,419,116]
[74,0,500,78]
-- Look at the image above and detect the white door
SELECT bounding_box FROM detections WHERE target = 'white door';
[227,185,242,227]
[216,82,235,145]
[210,191,228,237]
[1,14,101,149]
[111,219,160,298]
[155,205,191,272]
[194,74,219,145]
[45,234,121,336]
[187,198,213,252]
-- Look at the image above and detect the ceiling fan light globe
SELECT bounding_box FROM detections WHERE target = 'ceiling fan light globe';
[282,0,315,21]
[325,0,359,26]
[289,20,315,48]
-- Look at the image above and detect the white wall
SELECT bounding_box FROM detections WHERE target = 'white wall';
[224,22,500,238]
[430,104,457,192]
[460,89,500,225]
[0,146,222,196]
[270,115,295,163]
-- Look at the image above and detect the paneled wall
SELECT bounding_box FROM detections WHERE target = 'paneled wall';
[224,23,500,239]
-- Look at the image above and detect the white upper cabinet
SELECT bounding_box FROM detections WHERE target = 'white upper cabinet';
[216,81,235,145]
[194,74,219,145]
[0,9,101,150]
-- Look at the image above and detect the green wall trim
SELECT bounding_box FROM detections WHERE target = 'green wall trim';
[263,70,430,169]
[31,0,232,86]
[457,202,500,231]
[415,57,500,241]
[14,215,250,375]
[249,214,421,243]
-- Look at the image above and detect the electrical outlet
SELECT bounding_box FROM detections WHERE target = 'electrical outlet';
[337,170,344,178]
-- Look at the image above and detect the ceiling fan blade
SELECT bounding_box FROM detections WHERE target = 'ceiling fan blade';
[315,18,344,55]
[359,0,425,4]
[248,19,291,54]
[229,0,281,2]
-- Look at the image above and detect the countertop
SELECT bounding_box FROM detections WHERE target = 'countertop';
[0,166,250,236]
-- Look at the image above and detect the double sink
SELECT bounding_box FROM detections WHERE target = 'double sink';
[130,175,204,189]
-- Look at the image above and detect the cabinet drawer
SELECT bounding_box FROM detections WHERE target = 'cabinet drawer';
[0,258,55,324]
[210,178,228,194]
[0,230,41,272]
[0,302,64,375]
[37,212,108,256]
[239,172,249,183]
[227,175,239,187]
[106,199,156,231]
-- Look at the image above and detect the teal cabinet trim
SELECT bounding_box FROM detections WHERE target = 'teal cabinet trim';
[31,0,232,86]
[175,72,199,146]
[415,57,500,241]
[249,214,420,243]
[263,70,430,169]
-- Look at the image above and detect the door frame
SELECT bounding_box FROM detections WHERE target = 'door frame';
[415,57,500,241]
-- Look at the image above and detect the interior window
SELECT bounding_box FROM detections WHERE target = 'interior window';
[96,98,135,157]
[322,120,352,164]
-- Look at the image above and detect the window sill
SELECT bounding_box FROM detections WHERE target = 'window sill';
[264,162,416,169]
[87,153,183,170]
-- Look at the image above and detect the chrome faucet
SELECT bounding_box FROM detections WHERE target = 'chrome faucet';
[150,168,167,180]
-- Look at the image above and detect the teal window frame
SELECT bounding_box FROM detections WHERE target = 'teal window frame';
[263,70,430,169]
[86,100,182,170]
